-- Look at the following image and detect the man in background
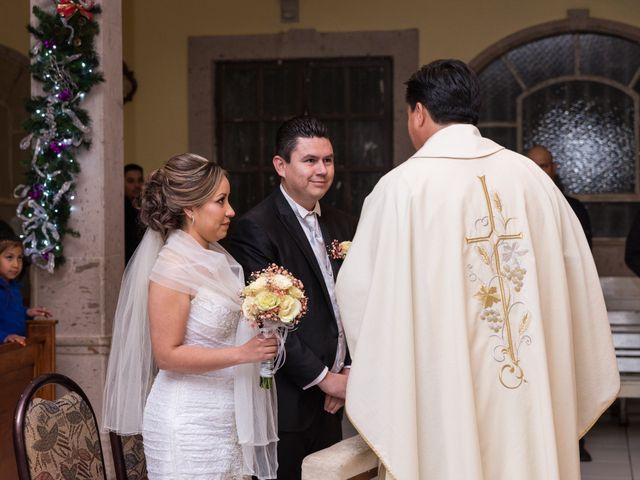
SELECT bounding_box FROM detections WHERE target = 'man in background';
[625,211,640,277]
[526,145,594,462]
[526,146,592,248]
[124,163,145,264]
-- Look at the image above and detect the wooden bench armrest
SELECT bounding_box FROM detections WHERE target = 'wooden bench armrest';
[26,319,58,374]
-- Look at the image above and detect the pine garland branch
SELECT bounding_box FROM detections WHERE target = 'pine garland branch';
[16,1,103,272]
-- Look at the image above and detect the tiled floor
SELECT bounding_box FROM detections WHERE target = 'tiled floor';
[581,400,640,480]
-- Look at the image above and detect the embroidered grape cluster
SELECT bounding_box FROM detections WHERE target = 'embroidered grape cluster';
[503,265,526,292]
[480,308,503,333]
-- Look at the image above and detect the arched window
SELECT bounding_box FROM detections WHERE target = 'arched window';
[470,11,640,242]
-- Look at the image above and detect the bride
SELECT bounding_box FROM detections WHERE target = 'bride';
[103,154,279,479]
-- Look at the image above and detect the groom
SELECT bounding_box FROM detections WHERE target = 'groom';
[225,116,356,479]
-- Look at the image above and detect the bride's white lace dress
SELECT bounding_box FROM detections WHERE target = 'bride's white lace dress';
[142,290,249,480]
[103,230,277,479]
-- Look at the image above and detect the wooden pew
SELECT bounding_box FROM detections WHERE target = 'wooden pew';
[609,310,640,423]
[601,277,640,424]
[0,319,57,480]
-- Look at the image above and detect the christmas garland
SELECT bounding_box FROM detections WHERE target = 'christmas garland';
[16,1,103,273]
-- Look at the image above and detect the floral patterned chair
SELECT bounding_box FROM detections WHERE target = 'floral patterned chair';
[13,373,107,480]
[109,432,148,480]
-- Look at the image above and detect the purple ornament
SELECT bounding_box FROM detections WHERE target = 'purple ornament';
[43,39,55,49]
[57,89,72,102]
[29,184,44,200]
[49,141,65,154]
[42,252,50,261]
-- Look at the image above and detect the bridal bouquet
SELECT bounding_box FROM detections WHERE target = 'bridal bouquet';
[241,264,308,388]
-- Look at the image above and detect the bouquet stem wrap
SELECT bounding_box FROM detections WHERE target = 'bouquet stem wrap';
[241,264,308,389]
[259,325,288,389]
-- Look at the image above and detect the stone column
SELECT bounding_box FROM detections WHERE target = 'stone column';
[29,0,123,432]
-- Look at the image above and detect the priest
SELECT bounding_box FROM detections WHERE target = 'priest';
[335,59,619,480]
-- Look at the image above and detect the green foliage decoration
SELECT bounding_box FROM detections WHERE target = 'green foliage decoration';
[16,1,103,272]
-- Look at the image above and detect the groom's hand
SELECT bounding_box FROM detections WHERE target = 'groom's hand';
[324,395,344,414]
[318,371,348,399]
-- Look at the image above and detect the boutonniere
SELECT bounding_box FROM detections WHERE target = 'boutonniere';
[328,240,352,260]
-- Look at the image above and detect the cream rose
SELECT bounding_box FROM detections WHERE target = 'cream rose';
[255,291,281,311]
[278,295,302,323]
[287,286,304,299]
[271,273,293,290]
[339,241,352,255]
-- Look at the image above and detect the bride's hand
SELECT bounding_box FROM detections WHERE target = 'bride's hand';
[239,334,278,364]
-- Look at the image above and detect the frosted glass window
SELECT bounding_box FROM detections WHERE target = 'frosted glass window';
[478,59,521,122]
[506,35,574,87]
[522,81,635,194]
[477,32,639,197]
[580,34,640,86]
[476,30,640,236]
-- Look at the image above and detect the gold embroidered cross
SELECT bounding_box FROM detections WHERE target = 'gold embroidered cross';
[466,176,525,388]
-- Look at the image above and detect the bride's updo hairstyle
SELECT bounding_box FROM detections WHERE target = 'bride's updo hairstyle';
[140,153,226,239]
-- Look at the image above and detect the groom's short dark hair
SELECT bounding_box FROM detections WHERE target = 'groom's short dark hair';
[276,116,329,163]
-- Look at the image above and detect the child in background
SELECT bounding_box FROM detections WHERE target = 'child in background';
[0,228,51,346]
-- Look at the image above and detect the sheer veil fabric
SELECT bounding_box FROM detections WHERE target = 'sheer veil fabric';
[103,229,278,478]
[103,229,162,436]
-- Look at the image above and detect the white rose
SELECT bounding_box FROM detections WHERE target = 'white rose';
[271,274,293,290]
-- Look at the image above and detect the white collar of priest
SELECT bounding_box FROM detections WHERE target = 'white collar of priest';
[413,124,504,160]
[280,184,322,220]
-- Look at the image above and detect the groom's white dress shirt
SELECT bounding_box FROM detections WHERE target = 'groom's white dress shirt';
[280,185,348,390]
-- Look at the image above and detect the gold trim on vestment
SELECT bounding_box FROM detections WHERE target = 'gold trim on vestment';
[466,176,531,390]
[578,386,620,438]
[345,408,399,480]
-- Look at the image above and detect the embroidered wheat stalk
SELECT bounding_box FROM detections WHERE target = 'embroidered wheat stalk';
[519,312,530,336]
[476,246,490,265]
[493,192,503,212]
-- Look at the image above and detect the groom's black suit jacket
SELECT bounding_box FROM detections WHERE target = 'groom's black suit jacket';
[224,189,356,432]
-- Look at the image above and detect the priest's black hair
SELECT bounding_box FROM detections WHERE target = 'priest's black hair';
[276,116,329,163]
[405,59,481,126]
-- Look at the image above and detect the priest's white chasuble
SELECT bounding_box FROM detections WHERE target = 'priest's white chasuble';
[336,124,619,480]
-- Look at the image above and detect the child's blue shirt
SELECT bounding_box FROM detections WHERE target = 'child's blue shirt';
[0,277,28,341]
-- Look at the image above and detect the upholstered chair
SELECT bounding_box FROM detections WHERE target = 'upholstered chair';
[109,432,148,480]
[13,373,107,480]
